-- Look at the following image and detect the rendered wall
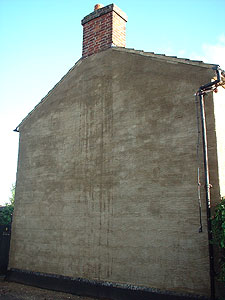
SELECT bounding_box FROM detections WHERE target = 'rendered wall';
[9,49,221,297]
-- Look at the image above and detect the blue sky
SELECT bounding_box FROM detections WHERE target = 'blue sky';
[0,0,225,204]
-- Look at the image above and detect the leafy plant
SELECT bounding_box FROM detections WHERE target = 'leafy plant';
[0,205,14,225]
[211,197,225,283]
[0,184,15,225]
[8,183,15,206]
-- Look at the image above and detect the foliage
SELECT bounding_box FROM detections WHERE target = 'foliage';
[0,205,14,225]
[0,184,15,225]
[211,197,225,283]
[8,183,15,206]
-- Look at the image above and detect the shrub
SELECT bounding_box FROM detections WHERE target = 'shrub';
[211,197,225,283]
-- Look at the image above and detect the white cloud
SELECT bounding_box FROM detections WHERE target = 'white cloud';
[156,35,225,70]
[191,35,225,69]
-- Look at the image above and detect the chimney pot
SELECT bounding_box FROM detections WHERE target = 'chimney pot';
[94,4,103,10]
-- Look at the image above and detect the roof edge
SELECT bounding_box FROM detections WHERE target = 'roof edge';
[112,47,218,69]
[15,57,83,131]
[15,46,219,131]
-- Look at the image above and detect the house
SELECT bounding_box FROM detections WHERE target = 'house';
[7,4,225,300]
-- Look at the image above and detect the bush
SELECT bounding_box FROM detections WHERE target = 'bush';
[211,197,225,283]
[0,184,15,225]
[0,204,14,225]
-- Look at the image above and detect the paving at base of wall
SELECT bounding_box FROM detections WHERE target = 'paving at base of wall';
[6,269,209,300]
[0,275,100,300]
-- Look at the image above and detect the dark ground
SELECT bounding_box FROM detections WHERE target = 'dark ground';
[0,277,108,300]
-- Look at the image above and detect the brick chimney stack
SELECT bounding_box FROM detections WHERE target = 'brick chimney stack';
[81,4,128,58]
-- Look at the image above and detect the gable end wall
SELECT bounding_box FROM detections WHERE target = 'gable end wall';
[9,49,221,298]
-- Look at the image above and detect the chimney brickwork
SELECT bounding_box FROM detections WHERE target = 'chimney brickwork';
[81,4,128,58]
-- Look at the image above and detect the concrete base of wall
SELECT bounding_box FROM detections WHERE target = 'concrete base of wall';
[6,269,209,300]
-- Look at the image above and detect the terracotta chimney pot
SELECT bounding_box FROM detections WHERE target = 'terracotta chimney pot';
[94,4,103,10]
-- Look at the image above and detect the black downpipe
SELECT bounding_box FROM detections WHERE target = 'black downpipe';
[199,93,215,300]
[198,66,221,300]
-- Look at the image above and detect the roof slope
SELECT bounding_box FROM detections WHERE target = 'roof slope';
[114,47,217,68]
[15,47,217,131]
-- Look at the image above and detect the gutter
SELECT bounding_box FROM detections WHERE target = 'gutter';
[13,127,19,133]
[196,66,222,300]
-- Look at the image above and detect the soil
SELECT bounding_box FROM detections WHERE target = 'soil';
[0,277,106,300]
